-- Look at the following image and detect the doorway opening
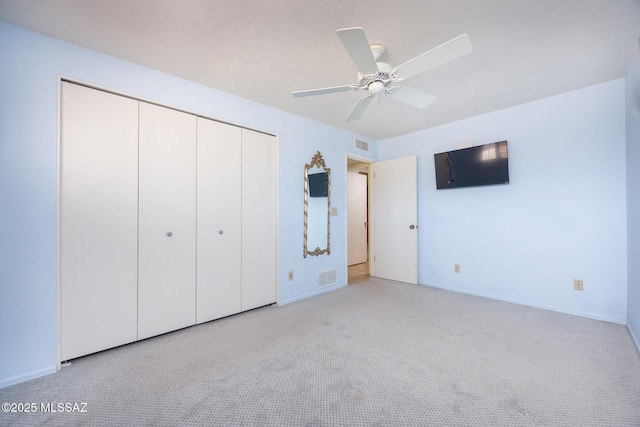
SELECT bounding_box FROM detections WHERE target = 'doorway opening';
[347,156,372,284]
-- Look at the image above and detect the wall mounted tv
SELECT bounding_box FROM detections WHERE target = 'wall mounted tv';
[308,172,329,197]
[434,140,509,189]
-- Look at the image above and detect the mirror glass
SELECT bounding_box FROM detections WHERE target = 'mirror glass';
[304,151,330,257]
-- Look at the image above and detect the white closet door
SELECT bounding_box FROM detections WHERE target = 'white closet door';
[241,129,277,310]
[138,102,196,339]
[196,118,242,323]
[60,82,138,360]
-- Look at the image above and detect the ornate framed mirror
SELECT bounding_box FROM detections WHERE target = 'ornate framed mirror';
[304,151,331,257]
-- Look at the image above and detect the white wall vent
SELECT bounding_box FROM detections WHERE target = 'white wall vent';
[317,269,337,289]
[355,139,369,151]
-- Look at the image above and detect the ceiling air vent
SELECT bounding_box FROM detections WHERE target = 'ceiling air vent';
[355,139,369,152]
[317,269,337,289]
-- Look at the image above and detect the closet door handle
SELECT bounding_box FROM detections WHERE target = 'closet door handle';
[218,230,224,235]
[166,231,173,237]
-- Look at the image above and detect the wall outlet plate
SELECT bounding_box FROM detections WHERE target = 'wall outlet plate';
[574,279,583,291]
[454,264,460,273]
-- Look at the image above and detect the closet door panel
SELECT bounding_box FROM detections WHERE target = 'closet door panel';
[196,118,242,323]
[138,103,196,340]
[60,82,139,360]
[241,129,277,310]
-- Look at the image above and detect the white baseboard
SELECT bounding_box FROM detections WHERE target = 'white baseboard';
[628,323,640,354]
[0,366,57,389]
[421,282,627,325]
[278,283,347,306]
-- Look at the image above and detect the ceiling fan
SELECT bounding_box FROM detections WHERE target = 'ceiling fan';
[292,27,472,122]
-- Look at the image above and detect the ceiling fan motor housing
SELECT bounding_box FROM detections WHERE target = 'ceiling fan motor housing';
[358,61,392,87]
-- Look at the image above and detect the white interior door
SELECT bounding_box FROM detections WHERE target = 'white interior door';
[241,129,277,311]
[138,102,197,339]
[347,172,368,266]
[372,156,418,284]
[196,118,242,323]
[60,82,139,360]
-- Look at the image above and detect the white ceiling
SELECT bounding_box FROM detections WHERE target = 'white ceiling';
[1,0,639,140]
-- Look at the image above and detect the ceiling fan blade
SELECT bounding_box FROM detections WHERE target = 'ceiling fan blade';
[345,94,374,122]
[336,27,379,75]
[393,34,472,80]
[292,84,358,98]
[387,86,436,109]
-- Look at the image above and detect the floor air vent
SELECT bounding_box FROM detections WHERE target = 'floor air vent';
[355,139,369,151]
[317,269,337,289]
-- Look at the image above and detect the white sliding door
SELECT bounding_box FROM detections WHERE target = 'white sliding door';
[61,82,277,358]
[196,118,242,323]
[138,103,197,339]
[241,129,277,310]
[60,82,139,360]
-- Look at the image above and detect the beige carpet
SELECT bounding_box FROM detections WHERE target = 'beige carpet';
[1,277,639,426]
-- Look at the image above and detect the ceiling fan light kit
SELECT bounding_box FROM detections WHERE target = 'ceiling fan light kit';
[367,80,386,96]
[292,27,473,122]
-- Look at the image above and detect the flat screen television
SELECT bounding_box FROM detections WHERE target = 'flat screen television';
[434,141,509,189]
[308,172,329,197]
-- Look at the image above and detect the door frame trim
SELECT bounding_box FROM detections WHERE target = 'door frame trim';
[345,153,375,280]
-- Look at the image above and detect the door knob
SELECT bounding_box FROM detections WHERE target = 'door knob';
[166,231,173,237]
[218,230,224,235]
[409,225,416,229]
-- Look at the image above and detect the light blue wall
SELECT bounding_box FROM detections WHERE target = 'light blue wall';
[378,79,628,323]
[627,53,640,350]
[0,22,376,387]
[1,20,633,388]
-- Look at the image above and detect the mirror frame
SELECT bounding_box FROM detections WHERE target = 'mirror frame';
[303,151,331,258]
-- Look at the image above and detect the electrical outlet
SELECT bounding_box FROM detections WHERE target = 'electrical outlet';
[288,270,294,281]
[574,279,583,291]
[454,264,460,273]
